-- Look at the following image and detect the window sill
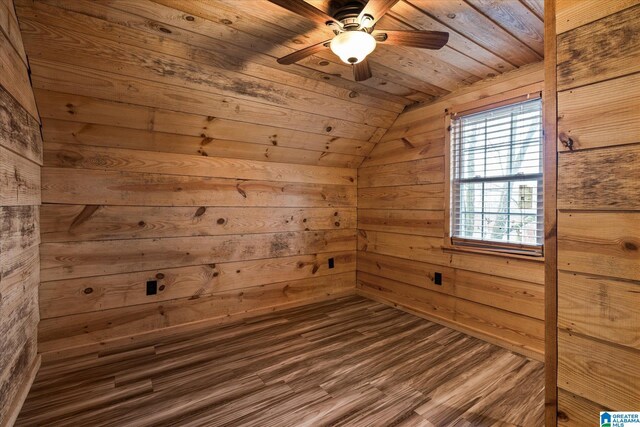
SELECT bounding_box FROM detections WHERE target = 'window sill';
[442,244,545,263]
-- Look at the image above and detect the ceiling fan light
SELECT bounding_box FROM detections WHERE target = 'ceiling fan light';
[330,31,376,64]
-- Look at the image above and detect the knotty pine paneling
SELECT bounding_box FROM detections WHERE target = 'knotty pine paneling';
[557,73,640,152]
[15,0,378,359]
[556,2,640,422]
[0,1,41,424]
[357,64,545,360]
[37,156,358,355]
[40,251,357,318]
[40,205,356,243]
[38,273,355,356]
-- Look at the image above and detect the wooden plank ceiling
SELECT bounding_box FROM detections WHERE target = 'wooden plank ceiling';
[16,0,543,167]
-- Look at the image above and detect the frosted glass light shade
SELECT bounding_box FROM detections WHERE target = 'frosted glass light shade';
[330,31,376,64]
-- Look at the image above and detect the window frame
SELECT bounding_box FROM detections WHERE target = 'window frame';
[443,85,545,259]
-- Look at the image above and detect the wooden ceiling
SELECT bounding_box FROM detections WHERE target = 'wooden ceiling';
[15,0,543,167]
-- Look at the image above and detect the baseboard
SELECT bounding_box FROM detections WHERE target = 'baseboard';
[357,289,544,362]
[40,290,356,363]
[1,355,41,427]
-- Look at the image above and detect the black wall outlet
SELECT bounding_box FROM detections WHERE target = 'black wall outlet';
[146,280,158,295]
[434,272,442,285]
[328,257,335,269]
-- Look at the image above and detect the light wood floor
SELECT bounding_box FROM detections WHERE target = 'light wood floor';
[17,296,544,426]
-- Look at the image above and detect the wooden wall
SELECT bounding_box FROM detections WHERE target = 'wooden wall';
[555,1,640,424]
[13,0,362,359]
[357,62,546,361]
[0,0,41,424]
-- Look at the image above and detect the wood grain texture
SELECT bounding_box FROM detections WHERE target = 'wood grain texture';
[357,208,444,237]
[558,211,640,281]
[0,82,42,164]
[358,251,544,320]
[0,7,41,423]
[41,229,356,282]
[556,0,640,34]
[558,388,607,427]
[38,274,355,356]
[0,23,38,120]
[558,73,640,152]
[40,251,356,318]
[0,146,40,206]
[43,143,357,185]
[358,157,444,188]
[357,273,544,359]
[357,67,545,358]
[42,167,356,207]
[41,205,355,242]
[543,0,558,422]
[558,271,640,350]
[41,115,372,158]
[558,330,640,410]
[557,4,640,91]
[558,144,640,210]
[555,3,640,420]
[18,296,544,426]
[0,0,27,65]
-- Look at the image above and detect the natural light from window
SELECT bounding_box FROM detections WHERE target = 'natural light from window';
[450,98,543,255]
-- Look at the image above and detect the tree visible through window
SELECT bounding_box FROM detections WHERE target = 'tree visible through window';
[450,97,543,255]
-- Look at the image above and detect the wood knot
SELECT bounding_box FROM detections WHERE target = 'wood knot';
[156,273,165,280]
[217,218,226,225]
[185,15,195,21]
[348,91,358,98]
[138,221,146,227]
[195,206,206,217]
[220,18,232,25]
[334,222,340,227]
[318,61,329,66]
[559,133,575,150]
[159,285,165,291]
[325,126,333,132]
[83,287,93,294]
[158,27,171,34]
[624,241,638,251]
[236,184,247,198]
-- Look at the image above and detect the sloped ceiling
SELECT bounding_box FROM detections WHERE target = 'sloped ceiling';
[16,0,543,167]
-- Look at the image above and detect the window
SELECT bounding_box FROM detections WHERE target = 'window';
[449,96,543,256]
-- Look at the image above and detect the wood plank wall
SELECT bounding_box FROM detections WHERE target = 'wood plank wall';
[555,1,640,424]
[0,0,42,424]
[12,0,363,360]
[356,62,546,361]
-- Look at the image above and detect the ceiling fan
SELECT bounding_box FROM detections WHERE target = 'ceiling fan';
[267,0,449,81]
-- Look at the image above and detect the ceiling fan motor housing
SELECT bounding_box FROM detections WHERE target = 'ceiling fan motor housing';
[329,1,372,30]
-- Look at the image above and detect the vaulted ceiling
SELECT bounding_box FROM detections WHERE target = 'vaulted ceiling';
[15,0,543,167]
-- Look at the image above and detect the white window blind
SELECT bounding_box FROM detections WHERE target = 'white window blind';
[450,97,543,256]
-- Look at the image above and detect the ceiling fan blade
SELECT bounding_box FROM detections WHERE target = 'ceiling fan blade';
[374,30,449,49]
[358,0,400,26]
[277,39,331,65]
[267,0,340,26]
[353,59,372,82]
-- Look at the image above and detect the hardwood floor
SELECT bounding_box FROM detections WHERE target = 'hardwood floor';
[17,296,544,426]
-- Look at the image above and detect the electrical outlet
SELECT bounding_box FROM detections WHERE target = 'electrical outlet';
[434,272,442,285]
[146,280,158,295]
[328,257,335,269]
